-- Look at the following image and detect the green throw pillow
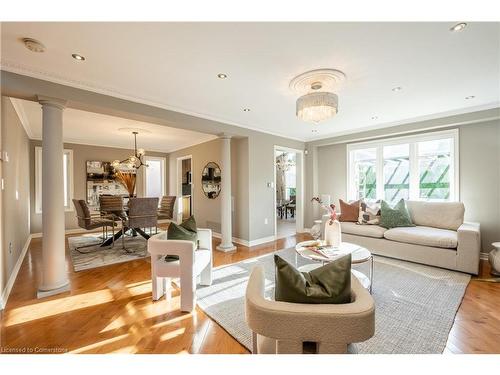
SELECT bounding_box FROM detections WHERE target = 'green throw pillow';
[165,217,198,261]
[379,199,415,229]
[274,254,351,304]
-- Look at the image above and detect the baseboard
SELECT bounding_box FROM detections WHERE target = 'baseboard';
[211,232,279,248]
[0,234,32,311]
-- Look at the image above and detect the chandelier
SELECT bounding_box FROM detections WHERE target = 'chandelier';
[290,69,346,124]
[296,89,338,124]
[276,153,295,172]
[111,131,147,170]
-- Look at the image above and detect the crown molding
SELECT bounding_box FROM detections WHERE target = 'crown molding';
[9,97,35,139]
[0,60,304,143]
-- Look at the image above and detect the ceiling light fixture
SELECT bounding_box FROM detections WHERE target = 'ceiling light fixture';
[243,108,250,112]
[290,69,346,124]
[111,131,147,170]
[217,73,228,79]
[450,23,467,32]
[72,53,85,61]
[22,38,46,53]
[392,86,402,92]
[465,95,475,100]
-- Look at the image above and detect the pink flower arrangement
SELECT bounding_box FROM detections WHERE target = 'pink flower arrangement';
[311,197,337,224]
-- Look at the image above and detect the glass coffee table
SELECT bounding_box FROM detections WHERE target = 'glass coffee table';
[295,240,374,294]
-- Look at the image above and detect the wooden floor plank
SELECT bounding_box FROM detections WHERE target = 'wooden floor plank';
[1,230,499,354]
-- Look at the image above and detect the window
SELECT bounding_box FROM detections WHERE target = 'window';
[347,130,458,203]
[143,156,166,202]
[35,147,74,213]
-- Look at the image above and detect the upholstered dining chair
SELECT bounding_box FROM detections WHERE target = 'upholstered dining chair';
[120,197,159,250]
[72,199,116,252]
[147,228,213,312]
[99,195,126,222]
[158,196,177,221]
[245,266,375,354]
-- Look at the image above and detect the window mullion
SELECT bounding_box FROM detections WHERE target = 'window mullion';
[409,142,419,200]
[376,145,384,201]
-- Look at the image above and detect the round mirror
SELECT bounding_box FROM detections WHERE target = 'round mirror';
[201,162,221,199]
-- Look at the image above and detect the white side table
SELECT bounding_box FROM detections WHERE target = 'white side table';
[489,242,500,276]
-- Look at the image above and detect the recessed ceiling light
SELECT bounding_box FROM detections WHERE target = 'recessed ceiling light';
[465,95,475,100]
[217,73,228,79]
[72,53,85,61]
[392,86,402,92]
[22,38,46,53]
[243,108,250,112]
[450,23,467,32]
[371,116,378,120]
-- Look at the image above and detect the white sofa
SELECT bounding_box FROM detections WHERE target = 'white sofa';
[322,201,481,275]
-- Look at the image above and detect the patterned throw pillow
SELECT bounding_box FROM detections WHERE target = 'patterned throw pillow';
[379,199,415,229]
[358,200,381,225]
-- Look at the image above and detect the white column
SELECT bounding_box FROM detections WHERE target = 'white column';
[216,135,236,252]
[37,96,70,298]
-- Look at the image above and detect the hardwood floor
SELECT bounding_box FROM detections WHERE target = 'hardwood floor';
[0,231,499,354]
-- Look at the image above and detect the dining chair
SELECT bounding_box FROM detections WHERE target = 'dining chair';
[158,196,177,221]
[72,199,115,252]
[99,195,126,221]
[120,197,159,250]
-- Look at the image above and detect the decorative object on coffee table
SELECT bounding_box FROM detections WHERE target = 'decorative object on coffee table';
[312,197,341,246]
[489,242,500,276]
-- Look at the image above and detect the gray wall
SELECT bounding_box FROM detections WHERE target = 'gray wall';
[168,137,249,241]
[305,115,500,254]
[1,96,31,299]
[29,141,168,233]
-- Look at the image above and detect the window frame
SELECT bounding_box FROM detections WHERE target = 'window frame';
[346,129,459,202]
[142,155,166,201]
[35,146,74,214]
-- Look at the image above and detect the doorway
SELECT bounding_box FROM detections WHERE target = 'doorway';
[143,156,166,200]
[176,155,193,222]
[274,146,304,239]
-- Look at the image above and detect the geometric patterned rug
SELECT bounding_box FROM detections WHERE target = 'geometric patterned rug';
[67,232,158,272]
[196,246,471,354]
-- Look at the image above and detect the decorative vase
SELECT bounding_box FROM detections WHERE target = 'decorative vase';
[324,219,341,247]
[310,220,322,240]
[489,242,500,276]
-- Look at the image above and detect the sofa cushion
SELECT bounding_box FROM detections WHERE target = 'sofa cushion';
[406,201,464,231]
[384,226,458,249]
[341,222,387,238]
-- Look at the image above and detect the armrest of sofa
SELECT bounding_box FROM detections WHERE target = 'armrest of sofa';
[456,221,481,275]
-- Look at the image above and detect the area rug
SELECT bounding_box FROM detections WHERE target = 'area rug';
[196,247,471,354]
[67,232,158,271]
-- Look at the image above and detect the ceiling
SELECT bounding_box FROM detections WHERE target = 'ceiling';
[1,22,499,141]
[11,98,216,152]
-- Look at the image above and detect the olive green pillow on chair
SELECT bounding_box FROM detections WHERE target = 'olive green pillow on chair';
[379,199,415,229]
[274,254,351,304]
[165,216,198,262]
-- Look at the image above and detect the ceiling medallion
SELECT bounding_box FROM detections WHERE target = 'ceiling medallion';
[290,69,346,124]
[22,38,46,53]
